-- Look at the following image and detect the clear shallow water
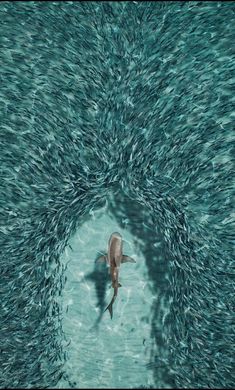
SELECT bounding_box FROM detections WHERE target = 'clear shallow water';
[1,1,234,388]
[58,204,156,388]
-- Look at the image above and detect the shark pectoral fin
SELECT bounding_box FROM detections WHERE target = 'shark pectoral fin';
[121,255,136,263]
[96,255,107,263]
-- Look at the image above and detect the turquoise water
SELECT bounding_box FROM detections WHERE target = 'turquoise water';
[59,206,155,388]
[1,1,234,389]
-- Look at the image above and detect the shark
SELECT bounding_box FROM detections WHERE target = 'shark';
[96,232,136,319]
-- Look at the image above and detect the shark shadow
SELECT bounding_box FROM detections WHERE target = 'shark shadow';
[85,251,110,330]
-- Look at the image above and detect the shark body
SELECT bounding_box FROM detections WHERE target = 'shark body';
[96,232,136,319]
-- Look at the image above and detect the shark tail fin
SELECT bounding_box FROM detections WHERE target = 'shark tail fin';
[104,301,113,319]
[121,255,136,263]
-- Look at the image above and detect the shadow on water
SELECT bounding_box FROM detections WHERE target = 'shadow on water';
[108,190,176,388]
[85,251,110,330]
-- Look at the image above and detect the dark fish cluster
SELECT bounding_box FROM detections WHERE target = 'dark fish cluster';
[0,2,234,388]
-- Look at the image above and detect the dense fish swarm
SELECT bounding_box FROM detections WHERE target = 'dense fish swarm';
[1,2,234,388]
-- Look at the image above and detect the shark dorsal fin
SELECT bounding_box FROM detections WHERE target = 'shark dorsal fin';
[121,255,136,263]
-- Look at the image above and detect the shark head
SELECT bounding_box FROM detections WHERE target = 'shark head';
[108,232,123,267]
